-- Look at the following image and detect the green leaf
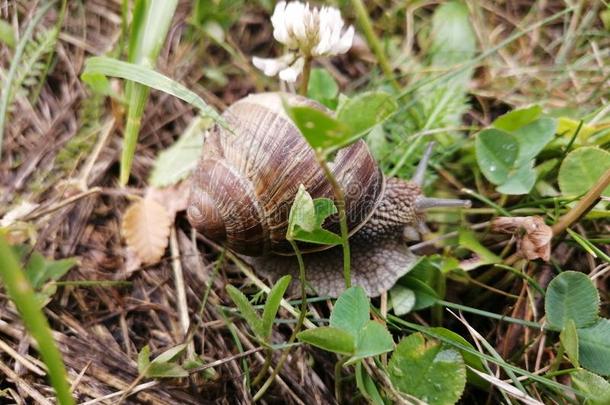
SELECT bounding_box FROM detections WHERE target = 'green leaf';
[558,147,610,197]
[512,118,556,165]
[146,361,189,378]
[458,228,501,270]
[261,275,292,340]
[560,319,579,367]
[287,185,316,236]
[390,284,416,316]
[286,105,351,150]
[226,285,263,337]
[493,105,542,132]
[578,319,610,376]
[297,327,355,355]
[15,247,77,292]
[336,91,398,141]
[400,275,439,311]
[571,370,610,405]
[0,19,15,48]
[149,116,208,187]
[152,344,186,364]
[346,321,394,365]
[476,117,556,195]
[355,362,385,405]
[429,1,476,75]
[389,333,466,405]
[495,162,536,195]
[287,186,341,245]
[545,271,599,330]
[82,57,220,122]
[330,286,370,339]
[137,345,151,374]
[427,327,485,373]
[307,68,338,109]
[475,128,519,185]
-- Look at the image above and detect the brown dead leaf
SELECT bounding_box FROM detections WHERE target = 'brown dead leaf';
[491,216,553,261]
[121,197,171,265]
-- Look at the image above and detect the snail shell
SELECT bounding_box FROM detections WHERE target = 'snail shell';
[187,92,470,297]
[187,92,384,256]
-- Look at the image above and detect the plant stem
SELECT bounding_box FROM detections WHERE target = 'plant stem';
[299,56,312,96]
[334,356,347,403]
[252,240,308,401]
[251,348,272,387]
[315,150,351,288]
[350,0,399,90]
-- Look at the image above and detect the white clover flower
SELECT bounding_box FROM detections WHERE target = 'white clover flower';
[252,1,354,82]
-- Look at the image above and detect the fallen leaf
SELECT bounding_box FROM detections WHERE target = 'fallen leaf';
[491,216,552,261]
[122,197,171,264]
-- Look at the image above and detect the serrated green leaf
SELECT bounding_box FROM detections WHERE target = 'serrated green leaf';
[226,285,263,337]
[389,333,466,405]
[261,275,291,339]
[149,116,208,187]
[571,369,610,405]
[297,326,355,355]
[560,319,579,367]
[475,128,519,185]
[390,284,416,316]
[545,271,599,330]
[578,319,610,376]
[558,147,610,197]
[346,321,394,365]
[330,286,370,339]
[137,345,151,374]
[493,105,542,132]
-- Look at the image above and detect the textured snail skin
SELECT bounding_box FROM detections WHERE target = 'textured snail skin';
[187,92,425,297]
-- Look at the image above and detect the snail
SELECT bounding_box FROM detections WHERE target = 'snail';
[187,92,470,297]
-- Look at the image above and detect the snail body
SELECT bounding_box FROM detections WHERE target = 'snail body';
[187,92,469,297]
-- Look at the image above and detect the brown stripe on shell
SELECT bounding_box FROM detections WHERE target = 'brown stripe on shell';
[188,156,270,256]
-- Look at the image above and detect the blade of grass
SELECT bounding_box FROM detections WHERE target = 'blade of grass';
[0,237,74,405]
[118,0,178,185]
[82,57,221,123]
[0,1,55,160]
